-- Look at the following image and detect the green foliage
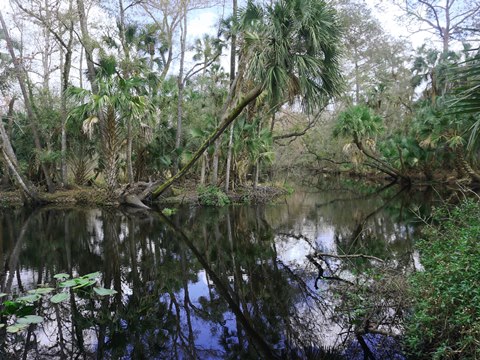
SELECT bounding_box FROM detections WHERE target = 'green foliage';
[239,0,343,111]
[333,105,383,143]
[161,207,177,216]
[0,272,116,334]
[405,200,480,359]
[197,185,230,207]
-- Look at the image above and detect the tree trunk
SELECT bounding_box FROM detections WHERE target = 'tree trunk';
[0,114,40,202]
[254,160,260,189]
[76,0,98,94]
[225,126,234,191]
[126,117,134,184]
[2,98,15,187]
[174,8,187,175]
[60,15,74,187]
[211,139,220,185]
[200,152,207,185]
[354,138,409,183]
[0,10,55,193]
[151,85,264,198]
[225,0,237,193]
[119,0,134,185]
[103,107,119,193]
[456,147,480,183]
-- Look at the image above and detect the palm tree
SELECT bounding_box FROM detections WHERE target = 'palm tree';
[68,56,149,193]
[333,105,409,182]
[150,0,343,198]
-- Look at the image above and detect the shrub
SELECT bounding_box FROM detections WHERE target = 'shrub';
[405,199,480,359]
[197,185,230,207]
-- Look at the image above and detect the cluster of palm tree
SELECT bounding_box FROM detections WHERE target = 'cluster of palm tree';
[1,0,343,202]
[332,45,480,184]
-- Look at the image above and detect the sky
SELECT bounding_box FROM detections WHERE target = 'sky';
[0,0,434,85]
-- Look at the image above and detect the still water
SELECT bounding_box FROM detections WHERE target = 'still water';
[0,181,433,359]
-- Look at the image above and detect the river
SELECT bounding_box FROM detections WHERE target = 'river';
[0,180,435,359]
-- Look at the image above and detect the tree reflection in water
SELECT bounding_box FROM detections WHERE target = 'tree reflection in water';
[0,183,432,359]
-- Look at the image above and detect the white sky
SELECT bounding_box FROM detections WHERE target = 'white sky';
[0,0,434,80]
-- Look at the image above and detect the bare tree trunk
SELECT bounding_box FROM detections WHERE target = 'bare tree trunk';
[1,99,15,187]
[59,12,74,187]
[0,115,40,201]
[174,7,187,175]
[0,10,55,193]
[254,160,260,189]
[211,140,220,185]
[225,0,237,192]
[76,0,98,94]
[118,0,134,185]
[200,152,207,185]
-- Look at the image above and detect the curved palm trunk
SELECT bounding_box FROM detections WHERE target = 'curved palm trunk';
[354,139,410,183]
[151,85,263,198]
[455,147,480,182]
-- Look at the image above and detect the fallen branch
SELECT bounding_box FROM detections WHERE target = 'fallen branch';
[312,252,385,263]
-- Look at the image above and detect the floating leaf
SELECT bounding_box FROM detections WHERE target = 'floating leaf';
[17,294,40,303]
[0,324,4,329]
[93,287,117,296]
[54,273,70,280]
[28,287,54,295]
[50,293,69,304]
[59,279,78,288]
[17,315,43,324]
[0,293,7,298]
[82,272,101,280]
[73,279,96,289]
[6,323,28,333]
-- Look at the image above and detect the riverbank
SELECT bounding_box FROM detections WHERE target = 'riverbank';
[0,183,290,208]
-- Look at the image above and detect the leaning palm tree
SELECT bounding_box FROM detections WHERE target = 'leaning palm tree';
[333,104,409,182]
[150,0,343,198]
[68,56,148,193]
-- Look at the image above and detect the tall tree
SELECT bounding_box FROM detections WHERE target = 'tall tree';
[68,57,149,193]
[0,10,55,192]
[150,0,343,198]
[395,0,480,52]
[13,0,76,187]
[225,0,237,192]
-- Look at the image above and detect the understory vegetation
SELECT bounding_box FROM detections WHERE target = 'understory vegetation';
[405,199,480,359]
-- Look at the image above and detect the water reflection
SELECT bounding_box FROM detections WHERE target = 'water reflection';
[0,183,432,359]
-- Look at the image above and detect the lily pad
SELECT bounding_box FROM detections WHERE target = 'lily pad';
[73,279,96,289]
[50,293,69,304]
[93,287,117,296]
[17,294,41,303]
[28,287,54,295]
[59,279,78,288]
[54,273,70,280]
[82,272,101,280]
[17,315,44,324]
[0,293,7,298]
[7,323,28,333]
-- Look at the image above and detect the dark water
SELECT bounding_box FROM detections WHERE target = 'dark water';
[0,181,434,359]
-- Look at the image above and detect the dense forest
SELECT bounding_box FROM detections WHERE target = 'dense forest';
[1,1,480,358]
[0,0,479,206]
